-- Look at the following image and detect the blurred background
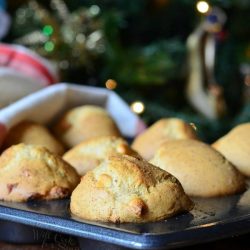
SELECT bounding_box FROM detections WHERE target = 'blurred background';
[1,0,250,142]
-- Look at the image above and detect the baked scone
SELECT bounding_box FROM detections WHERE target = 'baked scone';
[212,123,250,177]
[2,121,65,155]
[63,136,140,176]
[70,154,193,223]
[238,189,250,209]
[132,118,198,160]
[53,105,121,148]
[0,144,80,202]
[150,139,245,197]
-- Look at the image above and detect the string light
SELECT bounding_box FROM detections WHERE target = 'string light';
[42,25,54,36]
[131,101,145,114]
[89,5,100,16]
[44,41,55,52]
[76,33,86,43]
[196,1,210,14]
[86,30,102,50]
[105,79,117,90]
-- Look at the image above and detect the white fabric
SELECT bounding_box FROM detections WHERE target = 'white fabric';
[0,68,44,109]
[0,83,143,137]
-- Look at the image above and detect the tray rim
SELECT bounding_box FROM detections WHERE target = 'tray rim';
[1,203,250,250]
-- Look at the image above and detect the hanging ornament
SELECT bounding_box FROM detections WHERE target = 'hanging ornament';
[186,6,227,119]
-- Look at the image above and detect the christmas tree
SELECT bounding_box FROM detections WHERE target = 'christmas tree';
[5,0,250,142]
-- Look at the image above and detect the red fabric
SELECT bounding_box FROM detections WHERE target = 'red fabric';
[0,44,56,85]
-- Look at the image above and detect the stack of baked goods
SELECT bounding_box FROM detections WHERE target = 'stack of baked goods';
[0,104,249,224]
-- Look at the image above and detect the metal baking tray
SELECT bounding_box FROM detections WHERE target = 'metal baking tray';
[1,185,250,250]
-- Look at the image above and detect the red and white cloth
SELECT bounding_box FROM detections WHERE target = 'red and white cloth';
[0,83,146,146]
[0,43,58,108]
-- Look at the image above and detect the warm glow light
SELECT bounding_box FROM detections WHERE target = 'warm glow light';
[105,79,117,90]
[131,101,145,114]
[196,1,210,13]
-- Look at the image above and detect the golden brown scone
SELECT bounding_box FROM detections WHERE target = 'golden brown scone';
[53,105,121,148]
[63,136,140,176]
[212,123,250,177]
[70,154,193,223]
[132,118,198,160]
[150,139,245,197]
[0,144,80,202]
[2,121,65,155]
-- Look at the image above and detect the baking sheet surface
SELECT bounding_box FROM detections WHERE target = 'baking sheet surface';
[0,186,250,249]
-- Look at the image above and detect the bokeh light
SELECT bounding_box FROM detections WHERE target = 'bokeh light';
[44,41,55,52]
[196,1,210,14]
[131,101,145,114]
[42,25,54,36]
[105,79,117,90]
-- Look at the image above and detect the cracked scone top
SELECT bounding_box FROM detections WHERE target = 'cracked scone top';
[53,105,121,148]
[63,136,140,176]
[0,144,80,202]
[150,139,245,197]
[70,154,193,223]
